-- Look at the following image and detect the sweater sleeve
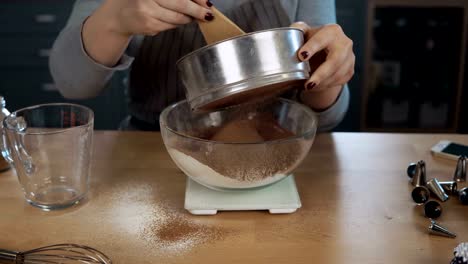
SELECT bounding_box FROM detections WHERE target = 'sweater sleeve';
[295,0,350,131]
[315,85,350,132]
[295,0,337,26]
[49,0,133,99]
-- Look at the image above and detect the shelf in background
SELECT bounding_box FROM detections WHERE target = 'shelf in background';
[362,0,468,133]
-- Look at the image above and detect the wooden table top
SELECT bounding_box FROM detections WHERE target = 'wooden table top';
[1,131,468,263]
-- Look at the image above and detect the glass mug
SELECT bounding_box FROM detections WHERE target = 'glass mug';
[1,103,94,210]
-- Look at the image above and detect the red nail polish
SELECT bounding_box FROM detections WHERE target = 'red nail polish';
[206,0,213,7]
[300,51,309,60]
[205,13,214,21]
[307,82,317,90]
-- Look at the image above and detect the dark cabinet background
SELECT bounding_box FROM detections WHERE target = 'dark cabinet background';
[362,2,467,132]
[0,0,127,130]
[0,0,464,132]
[335,0,366,131]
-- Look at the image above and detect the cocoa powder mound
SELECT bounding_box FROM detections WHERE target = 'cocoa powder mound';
[211,118,263,143]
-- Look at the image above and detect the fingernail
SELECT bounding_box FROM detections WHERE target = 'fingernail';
[306,82,317,90]
[206,0,213,7]
[205,12,214,21]
[300,51,309,60]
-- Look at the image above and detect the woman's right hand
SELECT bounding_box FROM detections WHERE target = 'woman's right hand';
[98,0,213,37]
[82,0,213,67]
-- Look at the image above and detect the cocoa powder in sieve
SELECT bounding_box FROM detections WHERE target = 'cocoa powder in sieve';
[197,80,303,111]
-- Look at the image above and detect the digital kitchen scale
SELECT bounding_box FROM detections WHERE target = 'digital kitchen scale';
[184,175,301,215]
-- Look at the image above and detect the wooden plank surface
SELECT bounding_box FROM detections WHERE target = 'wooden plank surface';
[0,131,467,263]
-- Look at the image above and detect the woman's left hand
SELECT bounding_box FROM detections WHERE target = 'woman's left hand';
[291,22,355,111]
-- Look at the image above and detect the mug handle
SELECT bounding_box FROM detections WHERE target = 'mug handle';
[0,119,14,164]
[17,133,35,174]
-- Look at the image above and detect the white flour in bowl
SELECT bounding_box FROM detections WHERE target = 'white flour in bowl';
[168,148,286,189]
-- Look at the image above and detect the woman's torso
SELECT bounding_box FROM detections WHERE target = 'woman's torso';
[125,0,300,129]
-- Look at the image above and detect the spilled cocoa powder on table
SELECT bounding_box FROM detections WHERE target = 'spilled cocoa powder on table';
[156,218,201,242]
[140,206,228,253]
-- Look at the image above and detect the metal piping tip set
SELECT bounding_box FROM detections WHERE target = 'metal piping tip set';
[429,219,457,238]
[406,156,467,238]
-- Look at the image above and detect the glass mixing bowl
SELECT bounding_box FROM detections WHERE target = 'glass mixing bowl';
[160,98,317,190]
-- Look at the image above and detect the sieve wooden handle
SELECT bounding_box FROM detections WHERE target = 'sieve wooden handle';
[198,7,246,45]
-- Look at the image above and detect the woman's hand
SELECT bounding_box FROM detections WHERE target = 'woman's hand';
[291,22,355,111]
[97,0,213,37]
[83,0,214,66]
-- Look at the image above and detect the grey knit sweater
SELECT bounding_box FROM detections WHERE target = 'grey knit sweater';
[50,0,349,131]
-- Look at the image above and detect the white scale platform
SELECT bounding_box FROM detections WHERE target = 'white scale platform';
[184,175,301,215]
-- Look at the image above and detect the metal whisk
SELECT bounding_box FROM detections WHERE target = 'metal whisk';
[0,243,112,264]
